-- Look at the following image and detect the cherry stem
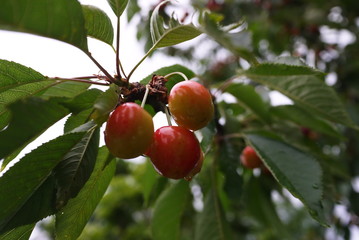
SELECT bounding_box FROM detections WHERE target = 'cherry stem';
[85,52,115,83]
[115,17,122,78]
[165,107,172,126]
[141,85,150,108]
[164,72,189,81]
[51,77,110,86]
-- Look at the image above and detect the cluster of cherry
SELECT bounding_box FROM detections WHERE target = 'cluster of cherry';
[104,78,214,180]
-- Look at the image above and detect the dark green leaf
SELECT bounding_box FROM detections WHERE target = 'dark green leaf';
[107,0,129,17]
[55,147,116,240]
[271,105,342,138]
[0,224,35,240]
[152,180,190,240]
[0,132,87,233]
[244,133,328,226]
[0,97,69,161]
[195,189,233,240]
[0,0,88,51]
[224,83,270,122]
[150,1,201,49]
[243,63,355,128]
[82,5,114,46]
[55,122,100,209]
[91,84,119,124]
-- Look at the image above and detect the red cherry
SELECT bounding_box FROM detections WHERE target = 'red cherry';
[146,126,201,179]
[104,102,154,159]
[168,80,214,131]
[240,146,262,169]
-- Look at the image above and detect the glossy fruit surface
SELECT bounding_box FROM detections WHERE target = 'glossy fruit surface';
[168,80,214,131]
[146,126,201,179]
[240,146,262,169]
[104,102,154,159]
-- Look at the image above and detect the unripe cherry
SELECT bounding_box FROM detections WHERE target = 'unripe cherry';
[146,126,201,179]
[168,80,214,131]
[104,102,154,159]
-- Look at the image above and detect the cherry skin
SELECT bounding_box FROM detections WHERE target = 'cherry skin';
[104,102,154,159]
[168,80,214,131]
[240,146,262,169]
[146,126,201,179]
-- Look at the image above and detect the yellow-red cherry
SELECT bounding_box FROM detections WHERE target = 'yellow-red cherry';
[168,80,214,131]
[240,146,262,169]
[146,126,201,179]
[104,102,154,159]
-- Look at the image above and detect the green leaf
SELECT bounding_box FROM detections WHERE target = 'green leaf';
[0,224,35,240]
[271,105,342,138]
[140,64,196,91]
[195,189,233,240]
[63,88,102,114]
[107,0,129,17]
[150,1,201,49]
[91,84,119,124]
[64,109,94,133]
[152,181,190,240]
[40,81,90,99]
[244,133,328,226]
[224,83,270,123]
[243,63,355,128]
[0,132,87,233]
[139,160,159,206]
[0,97,69,161]
[0,60,46,93]
[200,12,258,65]
[55,147,116,240]
[82,5,114,46]
[0,0,88,51]
[55,123,100,209]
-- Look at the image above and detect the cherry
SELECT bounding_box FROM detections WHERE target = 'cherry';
[240,146,262,169]
[104,102,154,159]
[168,80,214,131]
[146,126,201,179]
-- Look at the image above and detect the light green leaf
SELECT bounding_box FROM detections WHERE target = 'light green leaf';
[152,181,190,240]
[195,189,233,240]
[0,97,69,161]
[82,5,114,46]
[40,81,90,99]
[55,147,116,240]
[0,132,87,233]
[150,1,201,49]
[139,160,159,206]
[107,0,129,17]
[224,83,270,122]
[55,123,99,209]
[245,133,328,226]
[243,63,355,128]
[0,0,88,51]
[0,224,35,240]
[91,84,119,124]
